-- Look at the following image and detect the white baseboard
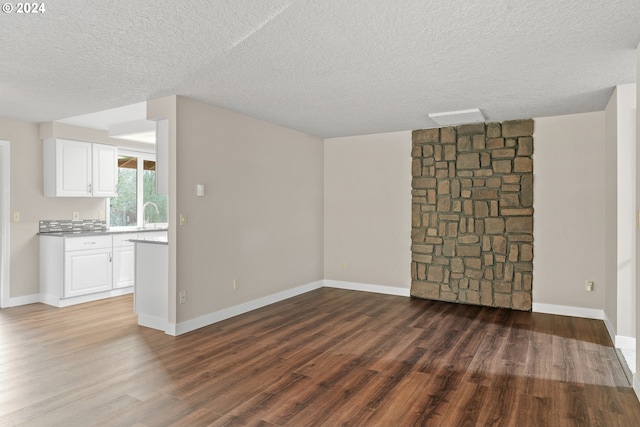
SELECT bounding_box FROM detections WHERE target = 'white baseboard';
[4,293,40,307]
[603,312,616,346]
[532,302,605,320]
[634,374,640,400]
[39,287,133,308]
[138,313,171,333]
[165,323,177,336]
[324,280,411,297]
[39,293,62,307]
[616,335,636,351]
[174,280,325,335]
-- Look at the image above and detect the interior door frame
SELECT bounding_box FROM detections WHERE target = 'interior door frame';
[0,140,10,308]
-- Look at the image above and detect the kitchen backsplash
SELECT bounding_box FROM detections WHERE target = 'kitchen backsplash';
[39,219,107,234]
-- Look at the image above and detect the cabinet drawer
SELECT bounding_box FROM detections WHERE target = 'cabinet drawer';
[113,233,138,247]
[65,235,112,251]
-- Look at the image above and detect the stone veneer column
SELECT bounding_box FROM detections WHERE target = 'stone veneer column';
[410,120,533,311]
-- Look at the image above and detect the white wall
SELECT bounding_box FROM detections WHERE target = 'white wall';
[605,89,618,332]
[616,84,637,339]
[324,131,411,289]
[635,44,640,390]
[147,96,178,324]
[174,97,324,323]
[0,117,105,301]
[39,122,155,154]
[533,112,607,310]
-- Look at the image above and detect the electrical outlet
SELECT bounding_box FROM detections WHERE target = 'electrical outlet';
[585,281,594,292]
[180,214,187,226]
[341,261,347,270]
[179,290,187,303]
[98,210,105,220]
[233,279,239,290]
[72,211,80,220]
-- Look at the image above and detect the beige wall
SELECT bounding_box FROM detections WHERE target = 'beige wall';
[324,119,612,309]
[605,89,618,332]
[0,117,105,298]
[0,98,624,322]
[533,112,606,309]
[174,97,324,323]
[324,131,411,288]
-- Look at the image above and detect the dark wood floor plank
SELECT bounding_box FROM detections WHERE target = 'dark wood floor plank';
[512,393,553,427]
[1,288,639,426]
[465,329,509,387]
[435,381,489,427]
[272,369,379,427]
[362,370,441,427]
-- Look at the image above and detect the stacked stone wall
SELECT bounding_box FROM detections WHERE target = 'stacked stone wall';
[410,120,533,310]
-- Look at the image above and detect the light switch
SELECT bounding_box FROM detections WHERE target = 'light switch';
[13,212,20,222]
[196,184,205,197]
[180,214,187,226]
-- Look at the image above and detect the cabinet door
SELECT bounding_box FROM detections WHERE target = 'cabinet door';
[92,143,118,197]
[56,139,92,197]
[113,246,135,289]
[64,249,113,297]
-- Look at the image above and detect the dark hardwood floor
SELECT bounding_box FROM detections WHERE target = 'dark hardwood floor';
[1,288,639,426]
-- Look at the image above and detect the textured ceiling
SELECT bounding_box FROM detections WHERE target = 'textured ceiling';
[1,0,639,137]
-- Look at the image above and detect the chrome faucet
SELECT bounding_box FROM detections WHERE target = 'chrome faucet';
[142,201,160,228]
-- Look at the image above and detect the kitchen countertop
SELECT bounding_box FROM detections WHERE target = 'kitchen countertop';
[38,227,168,237]
[129,236,168,245]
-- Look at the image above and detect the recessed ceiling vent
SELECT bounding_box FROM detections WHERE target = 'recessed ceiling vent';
[428,108,485,127]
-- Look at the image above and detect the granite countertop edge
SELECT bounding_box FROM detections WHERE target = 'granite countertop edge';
[129,237,169,245]
[38,228,169,237]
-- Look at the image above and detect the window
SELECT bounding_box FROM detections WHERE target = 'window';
[110,156,137,227]
[142,160,167,225]
[109,151,167,228]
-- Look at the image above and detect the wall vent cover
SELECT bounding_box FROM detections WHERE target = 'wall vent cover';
[428,108,485,127]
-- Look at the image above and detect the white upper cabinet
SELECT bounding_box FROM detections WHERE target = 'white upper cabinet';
[51,138,91,197]
[43,138,117,197]
[92,143,118,197]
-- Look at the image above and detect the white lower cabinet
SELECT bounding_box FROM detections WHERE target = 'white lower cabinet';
[64,247,113,297]
[113,233,137,289]
[40,231,167,307]
[41,234,116,306]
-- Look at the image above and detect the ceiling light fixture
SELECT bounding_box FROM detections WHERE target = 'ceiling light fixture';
[108,120,156,143]
[428,108,485,127]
